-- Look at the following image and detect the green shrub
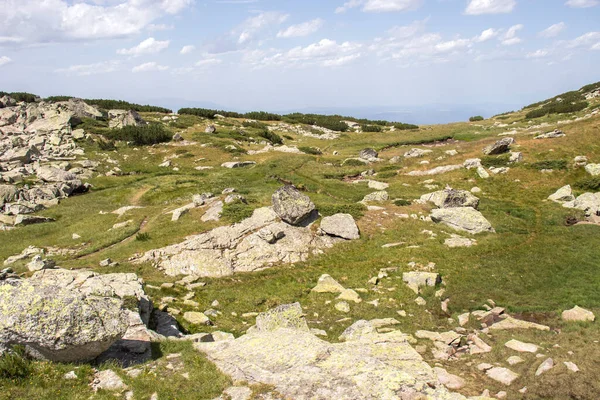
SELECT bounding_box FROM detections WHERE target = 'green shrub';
[283,135,294,140]
[481,154,510,168]
[361,125,382,132]
[244,111,281,121]
[394,199,411,206]
[104,124,172,146]
[97,139,117,151]
[136,232,151,241]
[377,171,397,179]
[342,159,367,167]
[298,146,322,155]
[242,121,268,130]
[257,129,283,145]
[392,122,419,130]
[222,203,254,223]
[0,346,30,380]
[318,203,366,219]
[574,177,600,191]
[469,116,484,122]
[283,113,349,132]
[0,92,38,103]
[528,160,568,170]
[45,97,171,113]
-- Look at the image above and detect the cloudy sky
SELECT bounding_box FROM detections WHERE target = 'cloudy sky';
[0,0,599,119]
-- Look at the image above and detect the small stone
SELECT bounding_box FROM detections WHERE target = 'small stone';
[335,301,350,313]
[507,356,524,365]
[535,358,554,376]
[564,361,579,372]
[92,370,127,392]
[505,339,539,353]
[72,233,81,240]
[99,258,112,267]
[414,297,426,306]
[337,289,362,303]
[433,367,465,390]
[458,313,470,326]
[183,312,211,325]
[486,367,519,386]
[312,274,345,294]
[561,306,595,322]
[64,371,78,380]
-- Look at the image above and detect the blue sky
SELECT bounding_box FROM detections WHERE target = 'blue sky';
[0,0,599,120]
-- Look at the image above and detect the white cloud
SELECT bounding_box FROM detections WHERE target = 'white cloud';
[539,22,566,38]
[474,28,499,42]
[564,31,600,48]
[500,24,523,46]
[465,0,516,15]
[195,58,222,67]
[388,18,428,39]
[237,12,289,44]
[0,0,192,45]
[147,23,174,32]
[0,36,24,44]
[336,0,423,13]
[277,18,324,38]
[0,56,12,66]
[247,38,362,68]
[565,0,598,7]
[180,45,195,54]
[132,61,169,73]
[526,49,549,58]
[592,42,600,50]
[117,37,170,56]
[55,60,121,76]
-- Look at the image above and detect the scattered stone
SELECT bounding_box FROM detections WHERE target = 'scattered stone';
[486,367,519,386]
[335,301,350,313]
[221,161,256,169]
[445,235,477,248]
[205,125,217,133]
[507,356,524,365]
[562,306,595,322]
[535,129,565,139]
[254,303,308,332]
[505,339,539,353]
[477,166,490,179]
[509,152,523,163]
[458,313,470,326]
[574,156,588,167]
[91,370,127,392]
[402,272,441,294]
[26,255,56,272]
[535,358,554,376]
[563,361,579,372]
[312,274,345,293]
[64,370,78,380]
[549,185,575,203]
[404,148,433,158]
[407,165,462,176]
[358,148,379,162]
[99,258,112,267]
[420,187,480,209]
[585,164,600,176]
[434,367,465,390]
[183,312,211,326]
[488,317,550,331]
[415,297,427,306]
[337,289,362,303]
[108,109,146,129]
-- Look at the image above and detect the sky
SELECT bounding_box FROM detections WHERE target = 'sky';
[0,0,599,122]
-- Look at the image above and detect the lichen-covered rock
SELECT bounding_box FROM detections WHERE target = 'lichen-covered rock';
[196,312,482,400]
[108,109,146,129]
[420,188,480,209]
[430,207,495,234]
[312,274,345,293]
[272,185,316,226]
[319,213,360,240]
[561,306,595,322]
[404,148,432,158]
[483,138,514,155]
[562,192,600,216]
[361,191,389,203]
[548,185,575,203]
[254,303,309,332]
[0,280,128,362]
[402,272,441,294]
[358,148,378,161]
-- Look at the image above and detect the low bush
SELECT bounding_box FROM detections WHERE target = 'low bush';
[574,177,600,191]
[0,346,30,380]
[136,232,151,241]
[298,146,322,155]
[222,203,254,223]
[257,129,283,145]
[104,124,172,146]
[392,122,419,130]
[0,92,39,103]
[361,125,382,132]
[342,159,368,167]
[528,160,568,170]
[318,203,366,219]
[377,171,397,179]
[469,116,484,122]
[481,155,510,168]
[242,121,268,130]
[394,199,411,206]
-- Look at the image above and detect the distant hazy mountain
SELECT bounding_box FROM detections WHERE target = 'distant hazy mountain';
[140,97,522,125]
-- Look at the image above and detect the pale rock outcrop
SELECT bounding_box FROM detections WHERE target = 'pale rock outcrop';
[548,185,575,203]
[108,110,146,129]
[504,339,538,353]
[402,272,441,294]
[404,148,433,158]
[562,192,600,216]
[361,191,389,203]
[196,306,487,400]
[312,274,345,293]
[137,207,342,277]
[535,129,565,139]
[430,207,495,234]
[407,165,462,176]
[584,164,600,176]
[358,148,379,162]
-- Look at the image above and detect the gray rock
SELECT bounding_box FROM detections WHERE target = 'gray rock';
[505,339,538,353]
[36,166,77,183]
[585,164,600,176]
[404,148,433,158]
[420,187,480,209]
[0,280,128,362]
[196,313,474,400]
[311,274,345,294]
[483,137,514,155]
[26,255,56,272]
[561,306,595,322]
[319,213,360,240]
[548,185,575,203]
[535,129,565,139]
[535,358,554,376]
[221,161,256,169]
[272,185,316,226]
[358,148,378,161]
[91,370,127,392]
[402,272,441,294]
[406,165,463,176]
[254,303,309,332]
[486,367,519,386]
[108,110,146,129]
[430,207,495,234]
[205,125,217,133]
[361,191,389,203]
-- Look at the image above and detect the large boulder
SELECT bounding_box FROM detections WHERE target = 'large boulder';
[272,185,316,226]
[548,185,575,203]
[483,138,514,155]
[584,164,600,176]
[420,188,480,209]
[319,213,360,240]
[63,98,103,120]
[358,148,378,162]
[430,207,495,234]
[563,192,600,216]
[108,110,146,129]
[0,280,128,362]
[0,185,19,206]
[0,146,40,164]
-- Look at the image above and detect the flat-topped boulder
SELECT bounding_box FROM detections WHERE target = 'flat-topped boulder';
[420,187,480,209]
[319,213,360,240]
[430,207,495,234]
[483,138,514,155]
[272,185,316,226]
